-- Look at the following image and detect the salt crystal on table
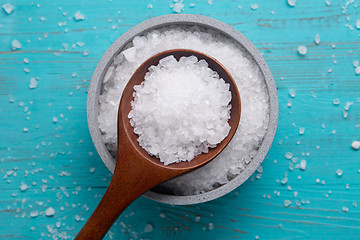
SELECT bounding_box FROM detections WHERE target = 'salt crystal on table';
[30,211,39,217]
[351,141,360,150]
[11,39,22,50]
[287,0,296,7]
[20,183,28,191]
[283,200,291,207]
[336,169,343,176]
[285,152,293,159]
[74,11,85,21]
[52,117,58,123]
[144,224,153,232]
[344,102,353,111]
[209,223,214,230]
[355,66,360,75]
[299,127,305,135]
[2,3,14,14]
[300,160,306,170]
[298,45,307,55]
[29,78,38,89]
[251,4,258,10]
[45,207,55,216]
[333,98,340,105]
[353,60,359,68]
[76,42,85,47]
[314,34,320,44]
[289,89,296,98]
[172,2,184,13]
[356,19,360,29]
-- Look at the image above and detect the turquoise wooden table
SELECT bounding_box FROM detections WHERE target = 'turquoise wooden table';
[1,0,360,239]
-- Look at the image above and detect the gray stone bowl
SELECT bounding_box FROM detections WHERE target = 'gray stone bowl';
[87,14,278,205]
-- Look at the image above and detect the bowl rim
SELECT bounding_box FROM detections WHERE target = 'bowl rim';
[87,14,278,205]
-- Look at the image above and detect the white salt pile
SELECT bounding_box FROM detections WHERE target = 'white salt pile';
[129,55,231,165]
[98,26,270,195]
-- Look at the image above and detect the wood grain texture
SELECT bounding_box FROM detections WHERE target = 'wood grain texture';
[0,0,359,239]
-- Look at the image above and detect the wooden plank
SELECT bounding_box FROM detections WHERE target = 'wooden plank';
[0,0,360,239]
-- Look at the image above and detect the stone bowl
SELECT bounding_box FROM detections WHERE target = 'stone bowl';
[87,14,278,205]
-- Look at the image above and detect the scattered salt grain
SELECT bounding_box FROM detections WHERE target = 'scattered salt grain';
[281,178,288,185]
[74,11,85,21]
[351,141,360,150]
[24,58,29,64]
[172,1,184,13]
[2,3,14,14]
[300,160,306,170]
[209,223,214,230]
[356,19,360,29]
[23,128,29,133]
[287,0,296,7]
[20,183,28,191]
[289,89,296,98]
[336,169,343,176]
[52,117,58,123]
[190,3,195,7]
[353,60,359,68]
[77,42,85,47]
[333,98,340,105]
[342,206,349,212]
[285,152,293,159]
[144,224,153,233]
[30,211,39,218]
[29,78,38,89]
[208,0,213,5]
[11,39,22,50]
[251,4,258,10]
[299,127,305,135]
[355,66,360,75]
[297,45,307,56]
[283,200,291,207]
[45,207,55,217]
[129,55,231,165]
[344,102,353,111]
[314,34,320,44]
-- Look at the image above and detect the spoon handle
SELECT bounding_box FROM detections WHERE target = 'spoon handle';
[74,148,180,240]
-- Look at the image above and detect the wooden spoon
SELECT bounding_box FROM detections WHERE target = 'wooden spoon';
[75,49,241,240]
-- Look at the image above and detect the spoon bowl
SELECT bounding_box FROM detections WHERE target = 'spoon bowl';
[75,49,241,240]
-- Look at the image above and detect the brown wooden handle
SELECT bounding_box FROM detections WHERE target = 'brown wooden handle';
[74,143,182,240]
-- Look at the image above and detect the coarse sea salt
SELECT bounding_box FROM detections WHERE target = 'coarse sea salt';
[11,39,22,50]
[74,11,85,21]
[2,3,14,14]
[298,45,307,56]
[129,55,231,165]
[98,26,270,195]
[352,141,360,150]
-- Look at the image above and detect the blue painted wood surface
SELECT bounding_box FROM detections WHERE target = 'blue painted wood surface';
[1,0,360,239]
